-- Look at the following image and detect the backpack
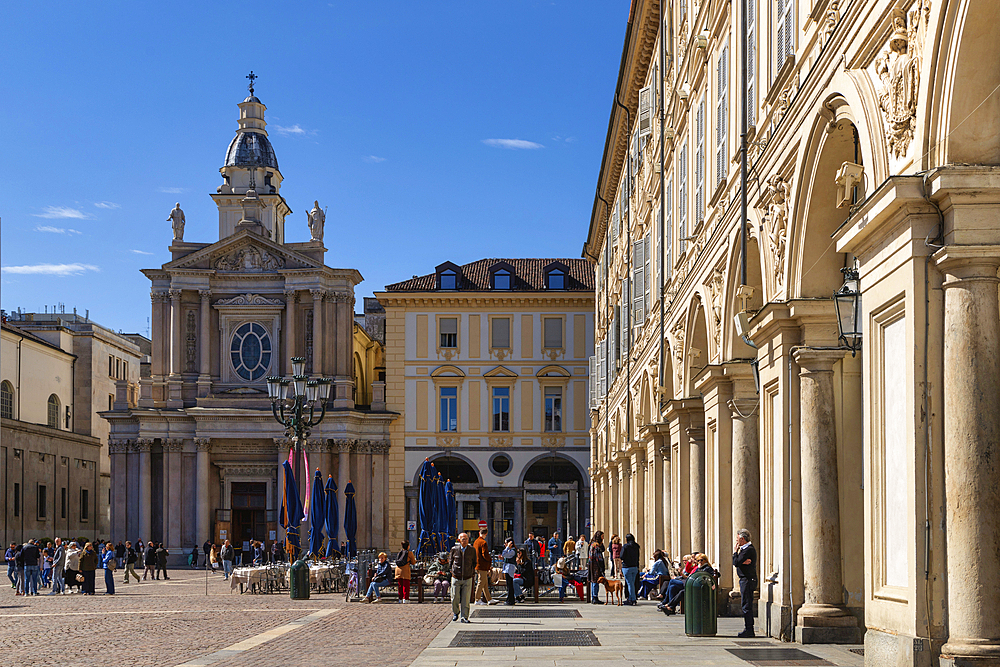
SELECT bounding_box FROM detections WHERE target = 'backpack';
[395,549,409,569]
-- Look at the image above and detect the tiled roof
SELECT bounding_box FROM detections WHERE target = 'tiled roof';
[384,258,594,292]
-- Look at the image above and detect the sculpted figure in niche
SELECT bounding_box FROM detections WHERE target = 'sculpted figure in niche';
[168,203,185,241]
[307,201,325,242]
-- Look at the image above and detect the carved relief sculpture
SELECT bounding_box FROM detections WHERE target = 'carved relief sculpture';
[214,245,285,272]
[759,175,790,289]
[874,2,930,159]
[168,203,185,241]
[671,319,686,389]
[306,200,325,242]
[213,293,284,307]
[305,308,314,373]
[822,1,841,47]
[185,311,197,372]
[707,268,725,349]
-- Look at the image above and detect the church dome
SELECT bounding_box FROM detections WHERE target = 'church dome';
[225,131,278,170]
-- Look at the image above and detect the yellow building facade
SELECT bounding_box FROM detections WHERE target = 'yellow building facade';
[585,1,1000,665]
[376,259,594,550]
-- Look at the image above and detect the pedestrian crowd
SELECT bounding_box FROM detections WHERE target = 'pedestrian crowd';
[5,538,175,596]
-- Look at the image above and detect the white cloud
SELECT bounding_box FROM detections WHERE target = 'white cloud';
[363,155,387,163]
[35,226,83,235]
[94,201,120,209]
[272,124,306,136]
[2,263,100,276]
[482,138,544,150]
[159,187,184,194]
[33,206,89,219]
[129,249,153,255]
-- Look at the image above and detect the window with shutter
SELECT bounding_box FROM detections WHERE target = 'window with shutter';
[679,141,688,252]
[620,292,629,357]
[440,317,458,348]
[644,233,652,313]
[716,41,728,187]
[666,181,673,279]
[612,206,619,247]
[599,340,606,398]
[696,99,705,224]
[491,317,510,349]
[748,0,756,127]
[630,130,639,192]
[589,355,598,409]
[655,209,662,301]
[776,0,793,73]
[638,85,652,137]
[543,318,563,349]
[633,239,645,325]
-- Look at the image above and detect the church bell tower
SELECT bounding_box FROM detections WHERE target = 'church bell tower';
[211,72,292,243]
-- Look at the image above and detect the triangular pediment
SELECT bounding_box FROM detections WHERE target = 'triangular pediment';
[484,366,518,378]
[164,231,323,272]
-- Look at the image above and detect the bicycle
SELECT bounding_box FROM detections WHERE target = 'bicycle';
[345,562,359,602]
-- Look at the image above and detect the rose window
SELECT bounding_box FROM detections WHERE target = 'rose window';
[230,322,271,381]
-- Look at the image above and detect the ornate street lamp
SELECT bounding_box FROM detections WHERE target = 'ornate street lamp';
[267,357,332,494]
[834,266,863,356]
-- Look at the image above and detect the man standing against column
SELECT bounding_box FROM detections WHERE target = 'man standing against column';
[733,528,758,638]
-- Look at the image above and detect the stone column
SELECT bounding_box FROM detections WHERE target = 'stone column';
[337,440,351,545]
[197,290,212,397]
[937,250,1000,662]
[311,289,324,375]
[333,295,355,408]
[513,496,523,543]
[136,439,152,543]
[284,290,297,370]
[660,444,672,557]
[620,460,630,539]
[371,442,387,548]
[729,397,760,592]
[556,499,565,537]
[109,439,128,544]
[688,426,706,552]
[150,292,169,378]
[792,348,858,642]
[195,438,212,545]
[408,496,418,549]
[631,451,645,558]
[169,289,183,376]
[165,439,184,555]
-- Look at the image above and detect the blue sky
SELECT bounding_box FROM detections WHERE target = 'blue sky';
[1,1,625,335]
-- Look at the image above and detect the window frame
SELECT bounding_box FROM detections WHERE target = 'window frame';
[489,315,512,358]
[542,316,565,354]
[543,385,563,433]
[491,385,510,432]
[438,315,459,352]
[80,488,90,522]
[47,394,60,429]
[439,385,459,433]
[37,483,47,520]
[0,380,13,419]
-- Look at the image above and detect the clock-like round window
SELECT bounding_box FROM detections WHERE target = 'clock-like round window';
[230,322,271,381]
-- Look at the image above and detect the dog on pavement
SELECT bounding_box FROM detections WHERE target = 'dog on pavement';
[597,576,624,606]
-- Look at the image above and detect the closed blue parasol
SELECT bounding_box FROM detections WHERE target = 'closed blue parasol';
[344,480,357,558]
[280,460,304,561]
[445,478,456,548]
[324,476,339,558]
[417,459,435,557]
[433,466,448,552]
[308,469,326,557]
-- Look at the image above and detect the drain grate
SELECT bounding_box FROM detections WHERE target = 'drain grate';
[726,647,834,666]
[449,630,600,647]
[471,609,581,619]
[734,641,776,646]
[849,648,865,656]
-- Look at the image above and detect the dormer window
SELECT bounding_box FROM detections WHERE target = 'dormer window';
[546,269,565,290]
[440,269,457,290]
[493,269,511,290]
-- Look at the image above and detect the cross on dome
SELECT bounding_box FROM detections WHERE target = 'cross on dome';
[246,71,257,95]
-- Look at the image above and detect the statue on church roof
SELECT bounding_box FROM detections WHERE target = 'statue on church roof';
[168,203,186,241]
[307,200,325,242]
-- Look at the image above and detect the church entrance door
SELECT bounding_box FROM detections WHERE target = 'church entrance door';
[231,482,267,564]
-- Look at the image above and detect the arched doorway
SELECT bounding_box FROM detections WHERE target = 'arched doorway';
[521,456,586,544]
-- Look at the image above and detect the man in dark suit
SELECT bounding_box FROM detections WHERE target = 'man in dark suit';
[733,528,758,638]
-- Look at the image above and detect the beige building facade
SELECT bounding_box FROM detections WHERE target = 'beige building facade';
[584,1,1000,665]
[1,322,105,544]
[375,259,594,551]
[103,84,398,564]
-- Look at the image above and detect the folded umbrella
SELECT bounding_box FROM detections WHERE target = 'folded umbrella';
[344,480,358,558]
[417,459,435,557]
[445,478,457,548]
[324,476,339,558]
[279,460,304,561]
[308,469,326,557]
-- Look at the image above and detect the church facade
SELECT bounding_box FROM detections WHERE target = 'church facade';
[103,84,399,564]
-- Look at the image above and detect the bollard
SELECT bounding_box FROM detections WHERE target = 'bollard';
[290,559,310,600]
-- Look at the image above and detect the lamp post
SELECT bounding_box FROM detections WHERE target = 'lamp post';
[834,266,863,355]
[267,357,332,499]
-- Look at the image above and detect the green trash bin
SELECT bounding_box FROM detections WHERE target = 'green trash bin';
[290,559,310,600]
[684,570,717,636]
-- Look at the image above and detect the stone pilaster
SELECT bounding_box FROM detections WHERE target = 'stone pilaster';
[729,396,760,598]
[109,438,129,544]
[197,290,212,397]
[164,438,184,553]
[167,289,183,407]
[136,439,153,543]
[793,348,859,643]
[284,290,297,372]
[310,289,324,375]
[688,425,706,552]
[194,438,212,545]
[936,248,1000,664]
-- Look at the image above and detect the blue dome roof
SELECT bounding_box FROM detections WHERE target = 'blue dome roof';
[225,131,278,170]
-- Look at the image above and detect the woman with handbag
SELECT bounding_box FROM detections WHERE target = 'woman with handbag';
[361,552,392,603]
[78,543,98,596]
[102,542,116,595]
[64,541,81,593]
[394,540,417,604]
[588,531,606,604]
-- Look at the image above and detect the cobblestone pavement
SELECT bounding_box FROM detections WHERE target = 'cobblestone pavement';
[0,569,451,667]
